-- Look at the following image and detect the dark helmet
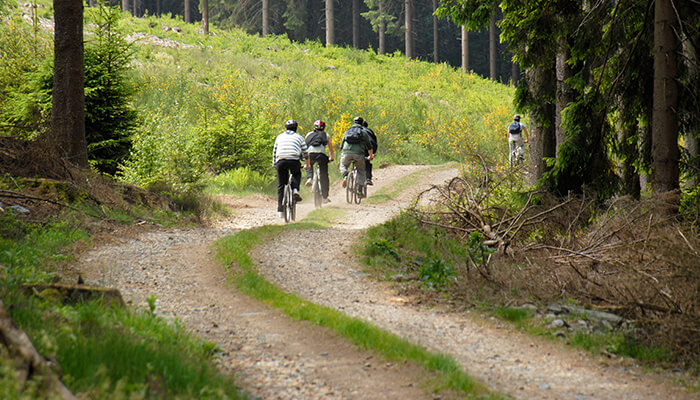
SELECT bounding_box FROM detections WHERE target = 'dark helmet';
[313,120,326,130]
[362,119,368,128]
[285,119,298,131]
[353,116,364,125]
[513,114,521,122]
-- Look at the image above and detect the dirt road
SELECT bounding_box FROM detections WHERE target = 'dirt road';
[73,164,696,399]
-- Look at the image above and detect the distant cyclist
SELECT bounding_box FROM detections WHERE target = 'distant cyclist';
[304,120,335,203]
[507,114,529,163]
[362,119,377,185]
[273,119,309,218]
[339,116,374,197]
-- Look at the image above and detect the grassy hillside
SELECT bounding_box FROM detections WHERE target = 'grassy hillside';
[115,8,516,191]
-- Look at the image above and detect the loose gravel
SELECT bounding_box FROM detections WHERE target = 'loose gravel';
[72,165,697,400]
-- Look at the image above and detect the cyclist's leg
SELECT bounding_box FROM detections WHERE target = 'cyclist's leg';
[318,154,330,199]
[365,158,373,183]
[276,162,289,212]
[340,153,351,186]
[354,154,367,188]
[290,161,302,200]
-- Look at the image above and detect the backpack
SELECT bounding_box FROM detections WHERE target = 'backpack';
[508,122,522,136]
[344,126,364,144]
[306,131,327,147]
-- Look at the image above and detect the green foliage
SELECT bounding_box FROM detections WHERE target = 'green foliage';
[206,167,275,195]
[0,215,87,287]
[83,5,138,175]
[418,257,455,290]
[493,306,533,325]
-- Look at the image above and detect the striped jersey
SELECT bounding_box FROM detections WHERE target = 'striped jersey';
[273,130,308,165]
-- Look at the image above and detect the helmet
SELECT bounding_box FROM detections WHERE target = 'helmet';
[285,119,298,131]
[313,120,326,130]
[362,120,368,128]
[353,116,364,125]
[513,114,521,122]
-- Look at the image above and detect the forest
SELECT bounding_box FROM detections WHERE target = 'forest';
[0,0,699,398]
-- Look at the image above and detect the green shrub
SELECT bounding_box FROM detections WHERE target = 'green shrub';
[418,257,455,290]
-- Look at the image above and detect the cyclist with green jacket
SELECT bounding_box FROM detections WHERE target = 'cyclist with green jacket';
[339,116,374,197]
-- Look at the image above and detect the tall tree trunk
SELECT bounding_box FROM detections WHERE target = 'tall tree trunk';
[461,26,468,72]
[432,0,438,63]
[133,0,141,17]
[511,59,519,85]
[527,67,556,185]
[184,0,190,23]
[325,0,334,46]
[352,0,360,48]
[201,0,208,34]
[262,0,269,35]
[378,2,385,54]
[462,26,469,72]
[52,0,87,168]
[652,0,680,195]
[157,0,161,16]
[555,39,574,154]
[404,0,413,59]
[121,0,129,14]
[682,31,699,189]
[489,11,497,81]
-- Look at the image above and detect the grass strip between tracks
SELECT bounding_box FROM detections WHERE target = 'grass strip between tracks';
[212,211,500,399]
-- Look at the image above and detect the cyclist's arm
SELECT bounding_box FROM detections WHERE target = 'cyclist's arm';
[327,137,335,161]
[523,124,530,143]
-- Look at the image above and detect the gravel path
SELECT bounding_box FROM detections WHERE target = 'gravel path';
[72,164,696,400]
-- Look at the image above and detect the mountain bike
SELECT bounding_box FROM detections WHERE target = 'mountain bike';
[282,172,296,222]
[509,143,526,168]
[345,160,365,205]
[311,162,323,208]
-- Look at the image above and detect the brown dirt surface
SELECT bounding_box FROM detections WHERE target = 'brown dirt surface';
[69,163,699,399]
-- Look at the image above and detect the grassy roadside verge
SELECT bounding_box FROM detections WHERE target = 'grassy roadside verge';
[365,163,458,205]
[0,210,245,399]
[212,213,500,399]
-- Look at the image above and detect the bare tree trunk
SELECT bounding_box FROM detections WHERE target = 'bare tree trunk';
[527,67,556,185]
[489,11,497,81]
[404,0,414,59]
[52,0,87,168]
[352,0,360,48]
[156,0,161,16]
[325,0,334,46]
[432,0,438,63]
[555,39,574,154]
[184,0,190,23]
[378,1,385,54]
[121,0,129,14]
[652,0,680,195]
[511,59,519,85]
[461,26,468,72]
[682,31,698,189]
[262,0,269,36]
[201,0,208,34]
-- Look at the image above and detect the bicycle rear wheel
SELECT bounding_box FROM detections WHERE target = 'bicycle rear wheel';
[353,168,362,204]
[283,184,292,223]
[346,167,355,204]
[313,166,322,208]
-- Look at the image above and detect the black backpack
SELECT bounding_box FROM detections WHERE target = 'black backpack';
[344,126,364,144]
[508,122,522,135]
[306,131,327,147]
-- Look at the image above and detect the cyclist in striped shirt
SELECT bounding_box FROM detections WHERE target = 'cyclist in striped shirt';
[272,119,310,219]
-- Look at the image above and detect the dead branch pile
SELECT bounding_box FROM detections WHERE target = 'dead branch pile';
[410,169,700,363]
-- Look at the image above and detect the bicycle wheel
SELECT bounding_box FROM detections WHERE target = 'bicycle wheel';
[282,184,291,223]
[353,168,362,204]
[313,165,322,208]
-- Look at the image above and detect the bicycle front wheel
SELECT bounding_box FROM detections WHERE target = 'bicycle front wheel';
[313,174,322,208]
[353,169,362,205]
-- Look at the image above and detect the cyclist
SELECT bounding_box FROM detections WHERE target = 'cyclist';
[339,116,374,197]
[273,119,310,218]
[362,119,377,185]
[304,120,335,203]
[507,114,529,163]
